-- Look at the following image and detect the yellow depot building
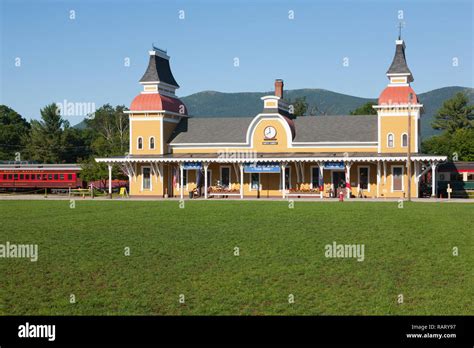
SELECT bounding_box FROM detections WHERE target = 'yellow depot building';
[96,39,446,199]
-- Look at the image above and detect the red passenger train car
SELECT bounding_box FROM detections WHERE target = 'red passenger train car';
[0,163,82,190]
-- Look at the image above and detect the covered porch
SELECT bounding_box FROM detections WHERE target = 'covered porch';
[97,153,446,199]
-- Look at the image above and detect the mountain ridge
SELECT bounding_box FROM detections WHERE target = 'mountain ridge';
[73,86,473,138]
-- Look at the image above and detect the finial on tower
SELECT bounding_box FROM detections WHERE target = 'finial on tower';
[397,21,405,40]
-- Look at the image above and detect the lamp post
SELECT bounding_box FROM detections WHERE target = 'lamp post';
[407,93,413,201]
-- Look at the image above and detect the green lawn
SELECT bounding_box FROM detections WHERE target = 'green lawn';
[0,200,472,315]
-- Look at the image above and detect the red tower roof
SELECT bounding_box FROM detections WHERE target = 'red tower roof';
[378,86,418,105]
[130,93,187,114]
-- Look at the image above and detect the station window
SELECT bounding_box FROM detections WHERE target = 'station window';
[359,167,369,190]
[220,167,230,188]
[150,137,155,150]
[311,167,320,189]
[206,170,212,188]
[137,137,143,150]
[401,133,408,147]
[183,169,187,186]
[387,133,394,148]
[250,173,259,190]
[142,167,151,190]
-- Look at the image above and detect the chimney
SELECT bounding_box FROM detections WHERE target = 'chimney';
[275,79,284,98]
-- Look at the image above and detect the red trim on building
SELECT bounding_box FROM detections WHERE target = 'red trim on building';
[130,93,187,114]
[378,86,418,105]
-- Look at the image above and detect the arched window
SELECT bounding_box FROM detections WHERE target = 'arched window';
[137,137,143,150]
[149,137,155,150]
[401,133,408,147]
[387,133,394,148]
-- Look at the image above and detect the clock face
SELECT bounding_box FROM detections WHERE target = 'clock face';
[264,126,277,139]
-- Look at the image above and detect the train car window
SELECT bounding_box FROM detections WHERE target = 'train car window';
[42,174,47,180]
[2,174,6,180]
[8,174,13,180]
[68,174,73,180]
[25,174,30,180]
[48,174,53,180]
[60,174,64,180]
[54,174,59,180]
[14,174,18,180]
[20,174,24,180]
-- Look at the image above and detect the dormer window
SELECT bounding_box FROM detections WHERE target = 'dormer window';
[401,133,408,147]
[150,137,155,150]
[387,133,394,148]
[137,137,143,150]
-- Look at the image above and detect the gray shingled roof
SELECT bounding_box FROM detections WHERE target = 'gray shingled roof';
[386,42,413,81]
[140,55,179,87]
[293,115,377,142]
[169,117,254,143]
[169,115,377,144]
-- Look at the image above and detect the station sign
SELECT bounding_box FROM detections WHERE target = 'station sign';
[324,161,345,170]
[183,162,202,170]
[244,162,281,173]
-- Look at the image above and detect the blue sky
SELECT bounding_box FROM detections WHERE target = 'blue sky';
[1,0,472,122]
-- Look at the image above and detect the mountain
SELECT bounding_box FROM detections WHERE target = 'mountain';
[181,89,373,118]
[417,87,473,138]
[73,86,473,139]
[180,86,473,139]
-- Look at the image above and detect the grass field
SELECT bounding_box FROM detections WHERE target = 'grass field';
[0,200,472,315]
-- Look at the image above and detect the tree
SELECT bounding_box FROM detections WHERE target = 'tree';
[350,101,377,115]
[421,128,474,161]
[432,92,473,133]
[85,104,129,156]
[80,158,110,189]
[26,103,66,163]
[288,97,308,118]
[0,105,30,161]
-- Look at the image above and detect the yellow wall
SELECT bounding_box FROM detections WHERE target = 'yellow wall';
[130,117,162,155]
[379,116,417,153]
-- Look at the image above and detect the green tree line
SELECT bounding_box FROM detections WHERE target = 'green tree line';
[0,103,129,183]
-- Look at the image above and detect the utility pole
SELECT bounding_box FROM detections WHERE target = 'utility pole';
[407,93,413,201]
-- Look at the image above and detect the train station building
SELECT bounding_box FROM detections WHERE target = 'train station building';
[96,38,446,199]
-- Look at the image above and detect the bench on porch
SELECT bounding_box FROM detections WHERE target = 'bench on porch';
[208,184,241,198]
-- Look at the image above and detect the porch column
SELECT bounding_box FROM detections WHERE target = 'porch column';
[180,163,184,199]
[318,162,324,198]
[431,162,437,197]
[281,163,286,199]
[383,161,387,185]
[204,163,208,199]
[345,162,352,199]
[414,160,420,198]
[376,161,381,198]
[239,164,244,199]
[108,164,113,195]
